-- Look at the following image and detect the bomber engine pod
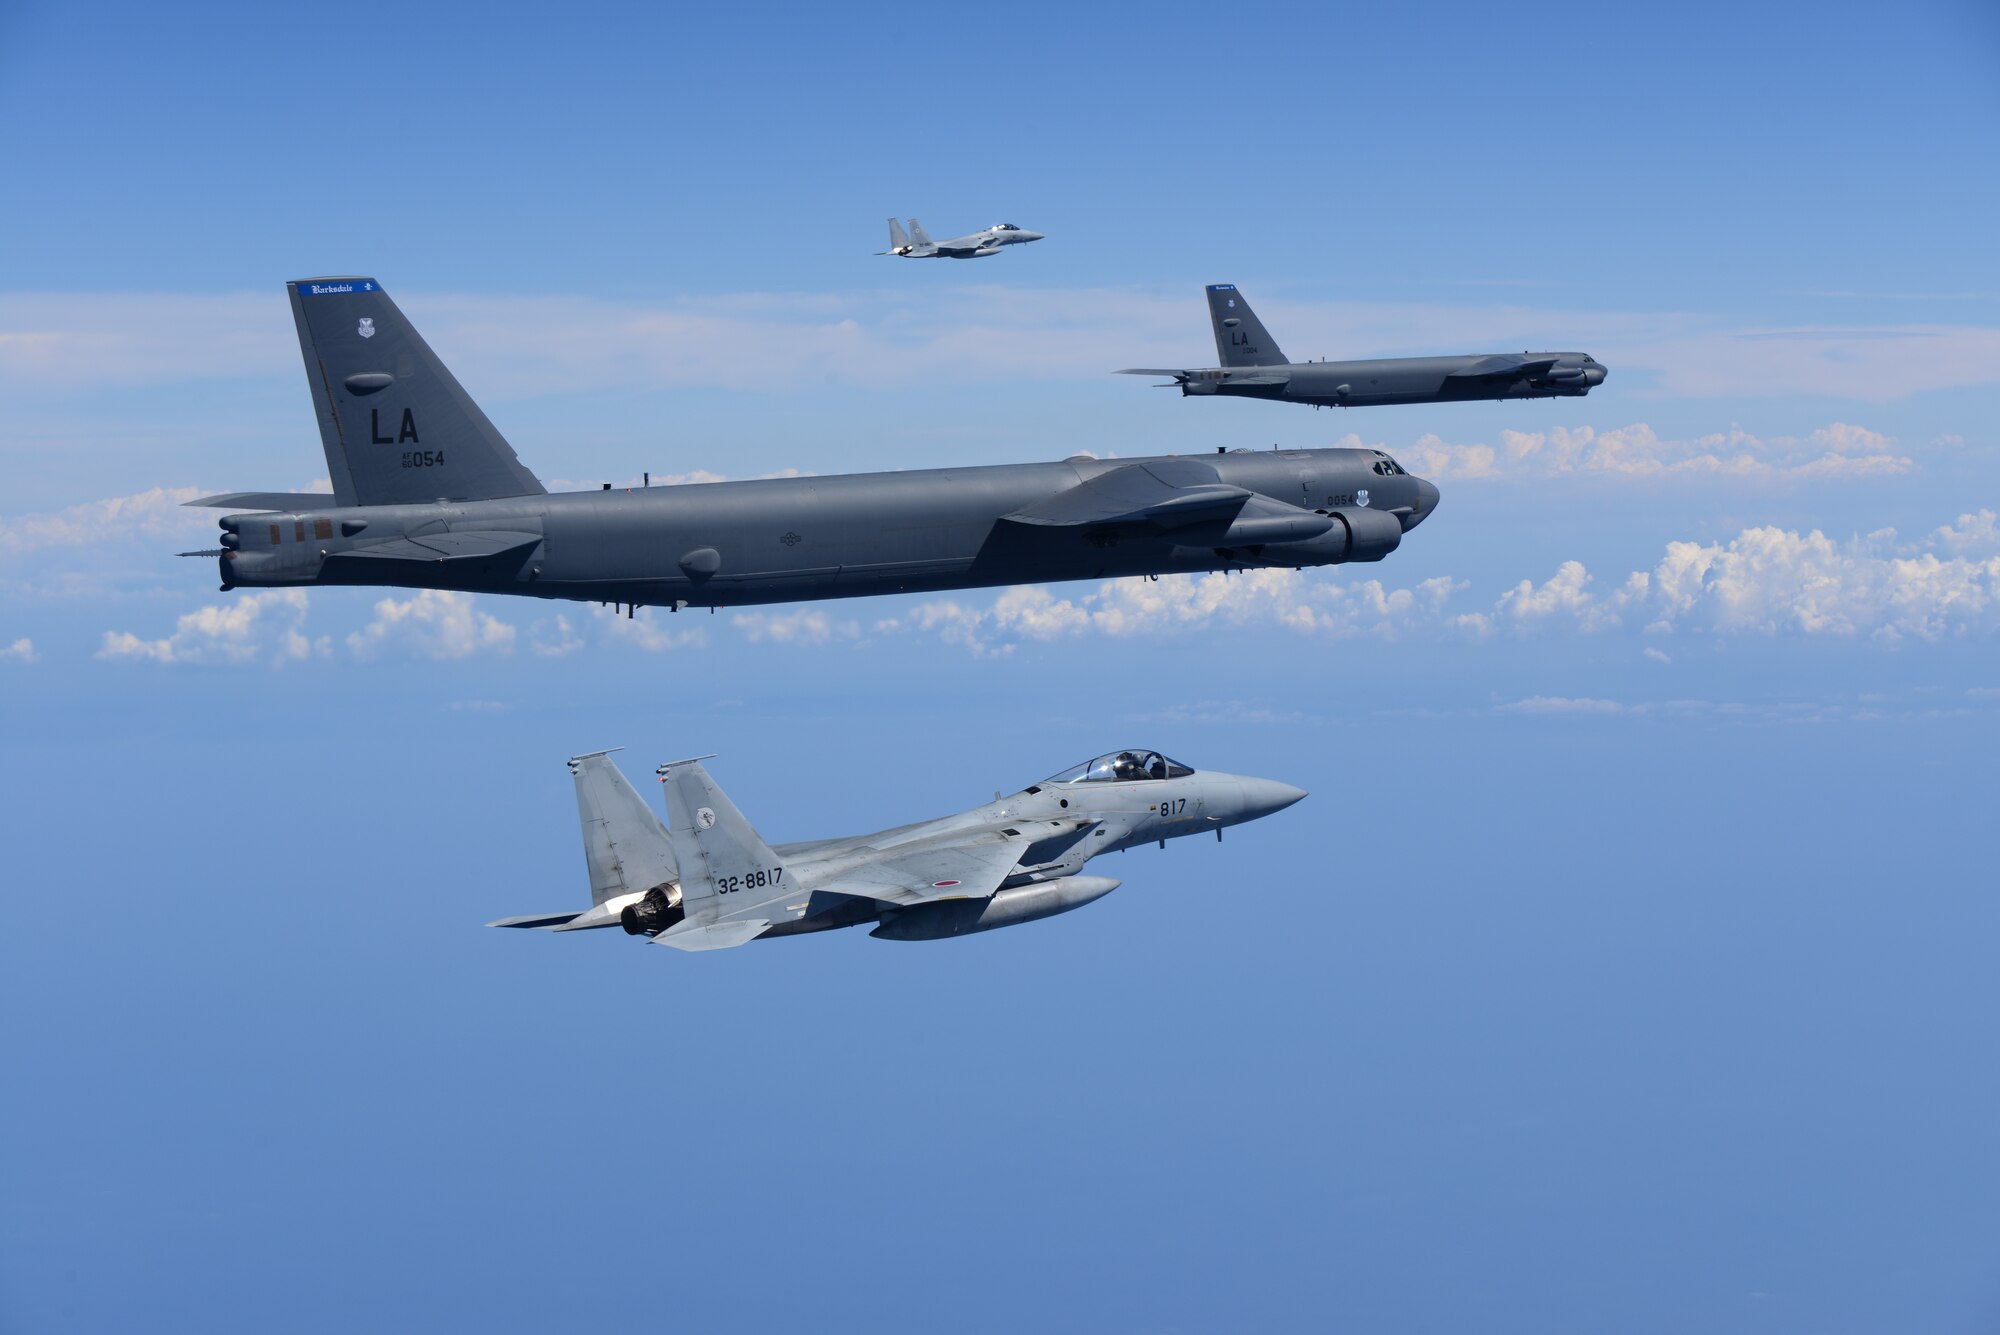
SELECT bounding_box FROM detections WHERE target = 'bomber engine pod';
[1260,507,1405,568]
[868,876,1121,941]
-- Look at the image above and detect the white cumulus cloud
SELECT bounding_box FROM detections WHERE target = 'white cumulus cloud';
[98,589,324,664]
[346,590,516,659]
[1,637,36,663]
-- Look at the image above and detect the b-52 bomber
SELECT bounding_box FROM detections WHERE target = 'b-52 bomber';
[491,747,1306,950]
[879,218,1043,258]
[1120,284,1607,409]
[186,278,1441,614]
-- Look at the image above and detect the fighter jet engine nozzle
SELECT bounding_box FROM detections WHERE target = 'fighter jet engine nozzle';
[869,876,1121,941]
[1258,507,1404,568]
[619,885,686,937]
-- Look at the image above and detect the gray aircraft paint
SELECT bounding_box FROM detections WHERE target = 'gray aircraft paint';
[1119,283,1608,409]
[192,278,1441,613]
[491,749,1307,950]
[880,218,1044,258]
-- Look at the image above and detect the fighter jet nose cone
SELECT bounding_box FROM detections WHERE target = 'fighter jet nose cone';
[1240,778,1309,819]
[1405,478,1441,530]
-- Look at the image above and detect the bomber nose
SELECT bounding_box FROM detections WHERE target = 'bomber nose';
[1583,363,1607,386]
[1404,478,1441,531]
[1238,778,1308,821]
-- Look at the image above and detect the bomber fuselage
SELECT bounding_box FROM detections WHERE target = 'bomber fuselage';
[217,446,1440,611]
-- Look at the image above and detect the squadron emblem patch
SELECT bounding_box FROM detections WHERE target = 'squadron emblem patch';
[696,807,717,830]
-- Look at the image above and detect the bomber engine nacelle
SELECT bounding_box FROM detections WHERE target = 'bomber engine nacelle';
[1258,506,1403,567]
[869,876,1120,941]
[619,884,686,936]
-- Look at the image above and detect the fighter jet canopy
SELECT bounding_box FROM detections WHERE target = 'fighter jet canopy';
[1046,750,1196,783]
[992,222,1022,231]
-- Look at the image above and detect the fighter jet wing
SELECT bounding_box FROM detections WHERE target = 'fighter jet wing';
[327,530,542,564]
[1004,460,1251,530]
[1446,354,1560,380]
[814,831,1035,907]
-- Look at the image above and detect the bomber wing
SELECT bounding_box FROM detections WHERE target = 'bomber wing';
[327,529,541,565]
[1445,354,1560,380]
[1004,460,1332,545]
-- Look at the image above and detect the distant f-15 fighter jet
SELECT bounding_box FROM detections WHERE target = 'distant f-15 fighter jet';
[879,217,1043,258]
[491,747,1306,951]
[184,278,1441,613]
[1120,284,1607,408]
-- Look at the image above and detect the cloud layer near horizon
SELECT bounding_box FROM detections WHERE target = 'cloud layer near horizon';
[71,508,2000,666]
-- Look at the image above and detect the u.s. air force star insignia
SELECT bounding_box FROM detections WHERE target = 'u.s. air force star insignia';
[1355,488,1370,507]
[696,807,717,830]
[357,317,375,339]
[779,531,802,547]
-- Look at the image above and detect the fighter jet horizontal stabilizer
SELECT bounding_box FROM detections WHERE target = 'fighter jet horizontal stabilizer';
[653,919,771,951]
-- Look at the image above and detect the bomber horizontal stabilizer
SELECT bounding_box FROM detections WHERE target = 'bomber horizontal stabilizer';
[1224,372,1291,386]
[185,492,343,511]
[652,919,771,951]
[1447,354,1560,380]
[328,531,541,564]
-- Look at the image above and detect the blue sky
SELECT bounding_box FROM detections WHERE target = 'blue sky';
[4,3,1999,1332]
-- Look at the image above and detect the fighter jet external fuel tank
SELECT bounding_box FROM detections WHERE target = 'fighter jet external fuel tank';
[185,278,1440,613]
[491,749,1307,951]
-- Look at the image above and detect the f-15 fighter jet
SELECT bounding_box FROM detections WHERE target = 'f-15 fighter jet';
[185,278,1441,614]
[490,748,1306,951]
[879,217,1044,258]
[1120,284,1607,408]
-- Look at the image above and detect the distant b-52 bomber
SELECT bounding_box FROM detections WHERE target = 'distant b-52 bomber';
[491,747,1306,950]
[879,218,1044,258]
[185,278,1440,614]
[1120,284,1607,408]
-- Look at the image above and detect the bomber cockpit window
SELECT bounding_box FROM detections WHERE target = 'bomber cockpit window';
[1045,750,1196,783]
[1371,456,1407,476]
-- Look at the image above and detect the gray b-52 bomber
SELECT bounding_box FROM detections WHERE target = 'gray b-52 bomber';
[491,748,1306,950]
[187,278,1440,613]
[1120,284,1607,408]
[879,218,1044,258]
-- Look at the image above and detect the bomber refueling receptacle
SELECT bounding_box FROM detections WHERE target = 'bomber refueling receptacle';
[186,277,1440,615]
[491,748,1307,951]
[1118,283,1607,409]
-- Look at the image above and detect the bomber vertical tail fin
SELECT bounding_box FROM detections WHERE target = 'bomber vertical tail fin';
[288,277,546,508]
[1206,284,1289,367]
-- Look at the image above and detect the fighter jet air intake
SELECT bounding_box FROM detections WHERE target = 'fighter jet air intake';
[187,278,1441,614]
[879,218,1044,258]
[1120,284,1607,408]
[490,748,1307,950]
